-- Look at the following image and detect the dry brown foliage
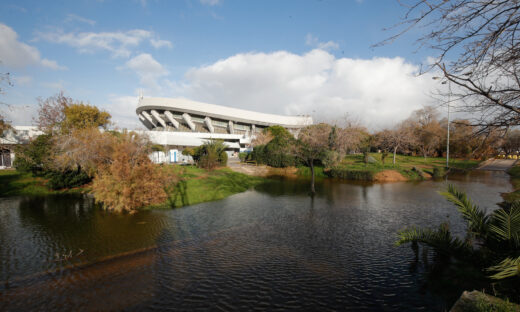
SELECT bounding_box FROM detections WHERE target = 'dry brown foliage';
[92,132,173,212]
[52,128,116,176]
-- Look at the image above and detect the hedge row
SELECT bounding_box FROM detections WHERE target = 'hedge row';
[326,167,376,181]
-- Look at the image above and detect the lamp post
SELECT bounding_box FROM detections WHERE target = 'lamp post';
[433,77,451,168]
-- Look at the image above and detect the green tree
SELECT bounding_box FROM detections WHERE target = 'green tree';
[61,103,111,132]
[252,125,297,167]
[13,134,54,173]
[35,92,111,134]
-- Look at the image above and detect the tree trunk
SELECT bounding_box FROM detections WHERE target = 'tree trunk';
[310,161,316,194]
[393,146,397,165]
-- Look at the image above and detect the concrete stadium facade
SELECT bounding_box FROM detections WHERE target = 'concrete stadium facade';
[136,97,313,153]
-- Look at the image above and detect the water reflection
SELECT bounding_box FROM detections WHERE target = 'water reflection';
[0,170,514,311]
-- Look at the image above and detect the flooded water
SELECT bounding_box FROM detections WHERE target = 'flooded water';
[0,171,513,311]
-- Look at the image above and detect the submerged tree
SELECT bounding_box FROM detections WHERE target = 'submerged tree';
[92,132,171,212]
[293,123,331,194]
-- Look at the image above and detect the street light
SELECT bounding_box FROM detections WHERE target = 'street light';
[433,76,451,168]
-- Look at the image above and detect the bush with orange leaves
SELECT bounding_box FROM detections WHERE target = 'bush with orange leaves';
[91,132,175,212]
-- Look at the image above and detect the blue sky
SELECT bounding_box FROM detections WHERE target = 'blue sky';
[0,0,443,129]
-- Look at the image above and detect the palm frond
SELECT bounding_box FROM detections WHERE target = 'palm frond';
[439,184,488,238]
[396,223,473,258]
[487,256,520,280]
[489,202,520,246]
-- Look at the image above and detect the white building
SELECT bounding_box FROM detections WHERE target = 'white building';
[136,97,313,153]
[0,126,43,168]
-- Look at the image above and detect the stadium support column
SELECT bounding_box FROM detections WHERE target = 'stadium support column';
[204,117,214,133]
[150,110,167,128]
[141,111,157,127]
[164,111,179,128]
[228,121,234,134]
[139,114,154,129]
[182,113,196,131]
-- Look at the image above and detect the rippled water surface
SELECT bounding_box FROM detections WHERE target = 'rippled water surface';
[0,171,513,311]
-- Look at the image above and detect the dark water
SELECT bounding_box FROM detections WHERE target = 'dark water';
[0,171,513,311]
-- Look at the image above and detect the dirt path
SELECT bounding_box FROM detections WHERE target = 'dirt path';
[477,158,516,171]
[228,158,297,177]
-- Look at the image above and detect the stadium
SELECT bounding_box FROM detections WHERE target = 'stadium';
[136,96,313,162]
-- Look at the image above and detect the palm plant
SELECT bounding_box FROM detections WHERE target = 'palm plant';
[396,185,520,280]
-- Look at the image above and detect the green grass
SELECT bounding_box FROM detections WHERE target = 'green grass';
[296,166,327,178]
[154,165,266,208]
[0,170,88,197]
[323,153,480,181]
[1,166,265,209]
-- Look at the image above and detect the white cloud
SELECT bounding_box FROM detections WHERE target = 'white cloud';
[13,75,33,86]
[0,23,65,70]
[64,14,96,26]
[200,0,221,6]
[305,33,339,51]
[41,81,65,90]
[123,53,169,90]
[178,49,438,129]
[36,29,171,58]
[103,95,143,129]
[40,59,67,70]
[150,38,173,49]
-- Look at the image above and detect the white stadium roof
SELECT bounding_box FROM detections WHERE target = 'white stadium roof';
[136,97,313,128]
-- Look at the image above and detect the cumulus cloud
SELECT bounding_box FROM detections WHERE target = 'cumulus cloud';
[179,49,438,129]
[0,23,65,70]
[13,75,33,86]
[200,0,221,6]
[103,95,143,129]
[305,33,339,51]
[64,14,96,26]
[36,29,172,58]
[150,38,173,49]
[123,53,169,90]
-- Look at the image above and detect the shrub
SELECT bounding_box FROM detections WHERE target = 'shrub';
[238,152,247,162]
[193,140,228,170]
[326,167,376,180]
[252,137,296,168]
[322,150,342,168]
[46,170,91,189]
[13,134,53,174]
[92,148,169,212]
[433,166,447,178]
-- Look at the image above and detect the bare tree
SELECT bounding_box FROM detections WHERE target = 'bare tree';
[0,69,13,136]
[379,0,520,131]
[34,92,70,134]
[377,121,415,164]
[408,106,444,158]
[501,129,520,156]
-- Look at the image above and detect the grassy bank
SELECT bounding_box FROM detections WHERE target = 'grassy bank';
[1,166,265,209]
[321,153,480,181]
[155,165,266,208]
[0,170,88,197]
